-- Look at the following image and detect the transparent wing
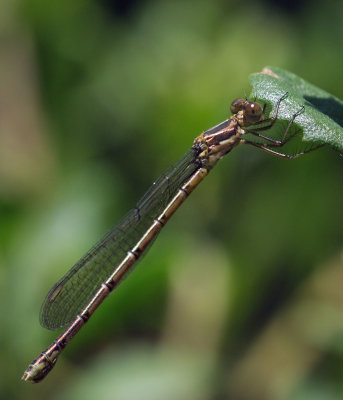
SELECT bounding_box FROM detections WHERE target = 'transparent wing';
[40,148,200,330]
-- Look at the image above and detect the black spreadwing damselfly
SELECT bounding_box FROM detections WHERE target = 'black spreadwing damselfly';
[22,92,321,383]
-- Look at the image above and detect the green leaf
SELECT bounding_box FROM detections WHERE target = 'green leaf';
[249,66,343,151]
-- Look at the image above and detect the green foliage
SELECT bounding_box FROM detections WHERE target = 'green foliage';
[250,66,343,151]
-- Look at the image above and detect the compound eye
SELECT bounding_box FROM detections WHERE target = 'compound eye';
[230,98,246,114]
[244,102,263,125]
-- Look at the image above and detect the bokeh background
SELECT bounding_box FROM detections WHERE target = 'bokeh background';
[1,0,343,399]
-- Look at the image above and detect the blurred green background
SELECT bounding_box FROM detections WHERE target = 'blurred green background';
[1,0,343,399]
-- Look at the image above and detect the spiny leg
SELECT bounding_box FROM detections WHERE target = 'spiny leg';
[242,139,324,159]
[239,92,324,158]
[245,105,305,147]
[242,104,323,158]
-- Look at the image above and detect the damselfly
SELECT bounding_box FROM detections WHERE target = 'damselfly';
[22,92,320,383]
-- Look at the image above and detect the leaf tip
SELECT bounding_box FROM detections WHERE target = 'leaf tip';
[260,67,280,79]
